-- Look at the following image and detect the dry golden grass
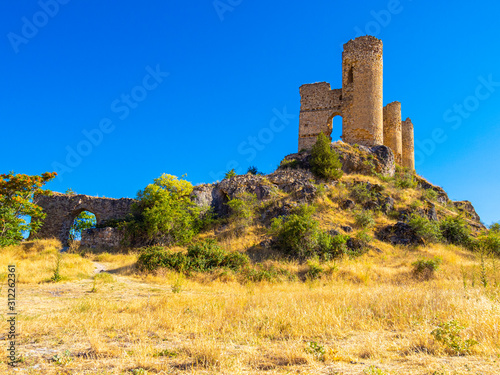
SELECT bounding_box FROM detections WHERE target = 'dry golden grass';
[0,239,94,283]
[0,173,497,374]
[0,237,498,374]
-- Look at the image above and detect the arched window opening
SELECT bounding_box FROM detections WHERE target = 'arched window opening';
[69,211,97,243]
[327,114,343,143]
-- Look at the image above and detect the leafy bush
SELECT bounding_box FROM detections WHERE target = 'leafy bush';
[241,264,296,283]
[490,222,500,233]
[226,193,257,234]
[246,166,263,175]
[408,214,442,243]
[310,132,343,181]
[129,174,201,246]
[412,257,443,275]
[305,260,324,280]
[317,232,349,259]
[394,173,417,189]
[354,210,375,229]
[279,158,300,170]
[440,216,474,249]
[137,239,249,274]
[431,320,478,355]
[478,230,500,256]
[269,205,321,259]
[421,188,438,201]
[350,183,377,205]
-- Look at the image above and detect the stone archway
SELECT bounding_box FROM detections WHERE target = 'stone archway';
[31,192,135,245]
[327,112,343,142]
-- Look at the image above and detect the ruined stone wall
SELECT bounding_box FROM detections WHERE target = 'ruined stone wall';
[342,36,384,147]
[383,101,402,164]
[32,193,135,245]
[402,118,415,170]
[81,227,125,249]
[298,82,342,151]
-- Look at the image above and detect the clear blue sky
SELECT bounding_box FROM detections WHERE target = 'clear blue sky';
[1,0,499,225]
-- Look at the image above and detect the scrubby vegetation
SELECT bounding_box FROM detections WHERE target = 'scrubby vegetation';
[3,148,500,374]
[310,132,343,181]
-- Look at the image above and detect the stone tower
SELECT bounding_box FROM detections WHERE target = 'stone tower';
[342,36,384,146]
[383,101,402,164]
[402,118,415,170]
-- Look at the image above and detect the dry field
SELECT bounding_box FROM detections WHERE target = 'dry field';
[0,237,499,374]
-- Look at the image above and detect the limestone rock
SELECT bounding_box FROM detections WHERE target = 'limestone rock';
[453,200,481,222]
[281,141,395,177]
[376,222,424,246]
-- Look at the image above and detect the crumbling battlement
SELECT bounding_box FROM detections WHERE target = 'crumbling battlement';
[31,193,135,245]
[298,35,415,170]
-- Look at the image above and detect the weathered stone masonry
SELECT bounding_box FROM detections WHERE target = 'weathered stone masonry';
[298,36,415,170]
[31,193,134,245]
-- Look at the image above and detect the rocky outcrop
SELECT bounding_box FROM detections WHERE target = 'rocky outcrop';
[192,169,318,215]
[281,141,395,177]
[453,200,481,222]
[414,175,449,204]
[376,222,424,246]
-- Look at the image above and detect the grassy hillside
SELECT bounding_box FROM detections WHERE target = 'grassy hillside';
[1,168,499,374]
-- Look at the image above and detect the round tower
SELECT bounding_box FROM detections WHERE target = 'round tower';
[402,118,415,170]
[342,36,384,146]
[383,101,402,164]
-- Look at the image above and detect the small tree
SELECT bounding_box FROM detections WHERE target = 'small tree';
[247,166,263,175]
[0,171,57,247]
[310,132,343,181]
[224,169,237,179]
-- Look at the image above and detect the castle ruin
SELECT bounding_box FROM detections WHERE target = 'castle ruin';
[298,36,415,170]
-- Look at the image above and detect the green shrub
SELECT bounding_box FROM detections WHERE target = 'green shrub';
[440,216,474,249]
[408,214,442,243]
[317,232,349,259]
[242,264,296,283]
[421,188,438,201]
[431,320,478,355]
[479,230,500,256]
[394,173,417,189]
[279,159,300,170]
[137,239,249,273]
[137,246,189,272]
[246,166,263,175]
[305,261,324,280]
[490,222,500,233]
[269,205,321,259]
[226,193,257,234]
[354,210,375,229]
[350,183,377,205]
[412,257,442,279]
[310,132,343,181]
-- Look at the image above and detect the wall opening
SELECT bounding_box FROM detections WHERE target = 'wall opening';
[328,114,343,142]
[69,211,97,243]
[347,67,354,84]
